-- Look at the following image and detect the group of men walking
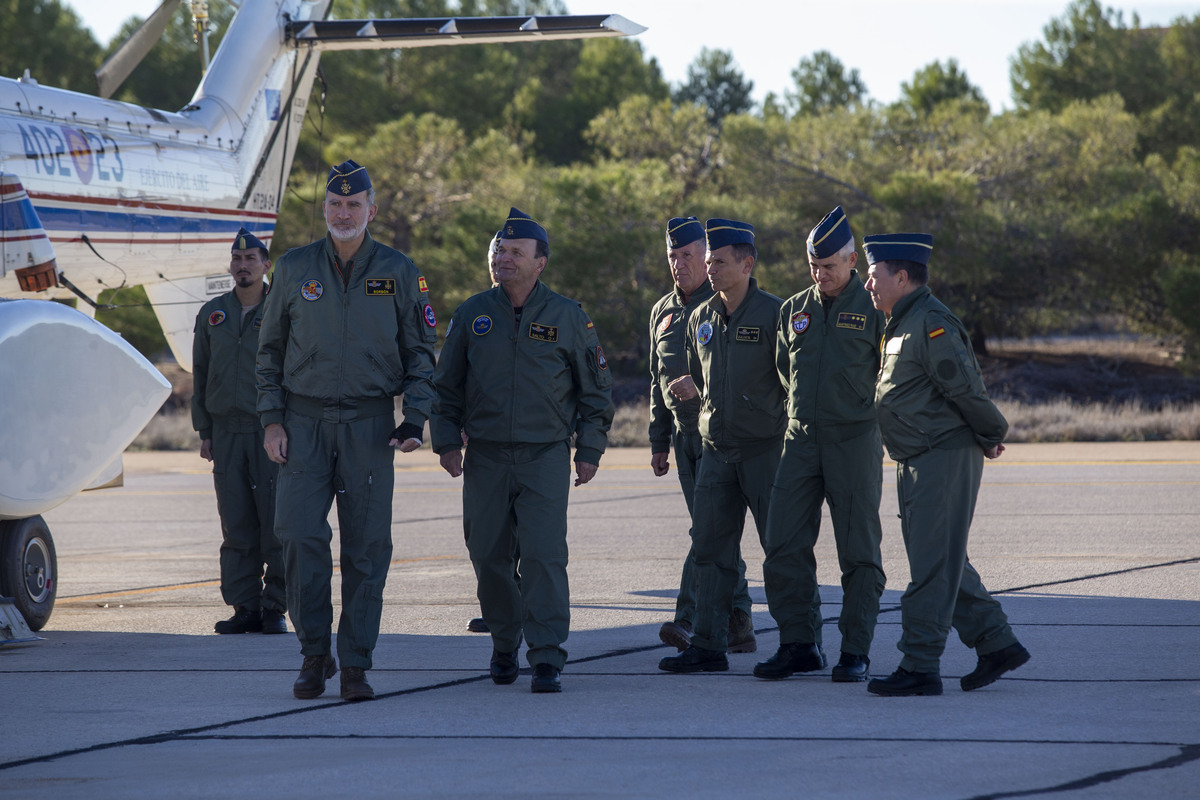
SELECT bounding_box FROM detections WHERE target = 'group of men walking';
[191,155,1027,702]
[649,210,1030,696]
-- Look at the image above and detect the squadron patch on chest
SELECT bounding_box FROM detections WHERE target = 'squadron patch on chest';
[301,280,323,301]
[365,279,395,296]
[836,312,867,331]
[208,310,226,326]
[791,312,810,334]
[659,312,673,333]
[735,326,761,343]
[529,322,559,342]
[696,320,714,346]
[472,315,492,335]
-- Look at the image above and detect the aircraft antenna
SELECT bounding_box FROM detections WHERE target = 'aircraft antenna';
[190,1,213,73]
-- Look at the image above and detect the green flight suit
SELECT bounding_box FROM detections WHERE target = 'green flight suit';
[686,277,786,652]
[431,280,614,671]
[763,271,886,655]
[648,282,750,625]
[257,231,437,670]
[192,289,284,615]
[876,285,1018,673]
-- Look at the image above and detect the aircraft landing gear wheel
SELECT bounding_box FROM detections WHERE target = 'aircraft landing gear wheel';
[0,515,57,631]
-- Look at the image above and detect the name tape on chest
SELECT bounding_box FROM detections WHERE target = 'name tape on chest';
[529,322,559,342]
[836,312,867,331]
[735,326,761,343]
[365,278,395,296]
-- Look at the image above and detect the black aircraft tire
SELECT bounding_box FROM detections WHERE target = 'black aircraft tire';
[0,516,57,631]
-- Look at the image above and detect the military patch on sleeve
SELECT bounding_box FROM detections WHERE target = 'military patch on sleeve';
[659,312,672,333]
[928,326,946,339]
[596,345,608,370]
[586,320,595,329]
[529,322,559,342]
[836,312,867,331]
[208,310,226,326]
[423,303,437,327]
[735,326,761,343]
[365,279,396,296]
[446,318,454,336]
[418,276,429,293]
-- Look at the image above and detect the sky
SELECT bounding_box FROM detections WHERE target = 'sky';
[60,0,1197,112]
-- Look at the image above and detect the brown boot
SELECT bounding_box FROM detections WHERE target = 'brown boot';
[293,654,337,699]
[727,608,757,653]
[658,619,693,651]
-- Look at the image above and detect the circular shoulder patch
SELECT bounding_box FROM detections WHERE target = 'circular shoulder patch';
[791,311,810,335]
[208,310,226,326]
[472,315,492,336]
[423,303,437,327]
[696,320,714,346]
[300,280,323,301]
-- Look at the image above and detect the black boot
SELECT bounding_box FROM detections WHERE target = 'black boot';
[214,606,262,634]
[260,609,288,635]
[659,645,729,674]
[752,642,826,680]
[293,654,338,699]
[867,667,943,696]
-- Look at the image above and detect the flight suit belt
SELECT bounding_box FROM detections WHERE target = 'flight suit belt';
[285,394,394,423]
[789,417,875,443]
[211,413,260,433]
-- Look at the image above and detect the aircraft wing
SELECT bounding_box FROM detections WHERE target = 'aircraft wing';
[287,14,646,51]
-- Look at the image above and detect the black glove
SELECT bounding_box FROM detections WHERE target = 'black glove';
[390,422,423,443]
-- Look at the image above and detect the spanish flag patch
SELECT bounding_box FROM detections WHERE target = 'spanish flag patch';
[929,327,946,339]
[418,276,429,293]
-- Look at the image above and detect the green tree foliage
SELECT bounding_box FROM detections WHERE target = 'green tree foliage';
[586,96,717,200]
[1011,0,1167,116]
[786,50,866,117]
[672,47,754,124]
[899,59,988,116]
[0,0,101,90]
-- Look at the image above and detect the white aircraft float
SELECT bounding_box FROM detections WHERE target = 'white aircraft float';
[0,0,643,633]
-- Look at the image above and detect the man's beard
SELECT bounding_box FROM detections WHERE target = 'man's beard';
[327,217,368,242]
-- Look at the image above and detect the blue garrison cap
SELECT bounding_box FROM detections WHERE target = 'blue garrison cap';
[705,218,755,251]
[232,226,267,253]
[807,206,853,259]
[327,159,372,196]
[666,216,705,248]
[499,207,548,243]
[862,233,934,265]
